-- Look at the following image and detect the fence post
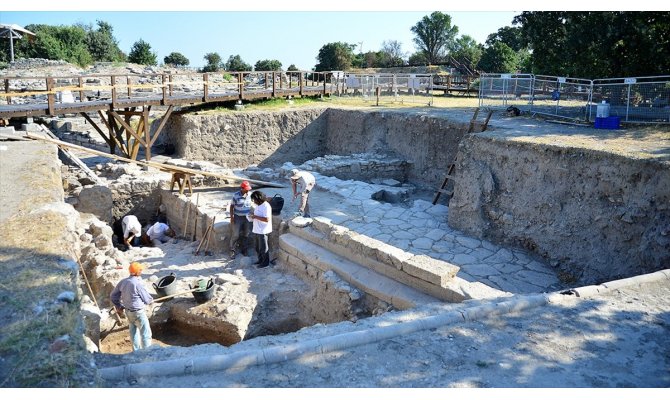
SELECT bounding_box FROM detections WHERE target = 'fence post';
[127,76,132,98]
[203,73,208,102]
[299,72,304,96]
[238,72,243,100]
[161,74,167,105]
[46,77,55,116]
[111,75,117,106]
[5,79,11,104]
[78,76,84,102]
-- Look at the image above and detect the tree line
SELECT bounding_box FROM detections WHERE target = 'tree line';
[2,12,668,77]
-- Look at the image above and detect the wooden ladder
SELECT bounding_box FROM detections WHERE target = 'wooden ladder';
[432,163,456,205]
[468,107,494,133]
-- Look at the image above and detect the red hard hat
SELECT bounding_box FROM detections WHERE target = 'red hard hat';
[240,181,251,191]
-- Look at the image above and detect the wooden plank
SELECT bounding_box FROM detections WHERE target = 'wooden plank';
[25,133,286,188]
[36,124,102,185]
[109,110,146,146]
[149,105,174,147]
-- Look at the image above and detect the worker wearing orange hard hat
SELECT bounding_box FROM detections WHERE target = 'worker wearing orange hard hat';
[110,262,154,351]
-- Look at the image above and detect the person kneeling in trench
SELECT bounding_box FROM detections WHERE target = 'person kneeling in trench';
[110,262,154,351]
[144,215,175,246]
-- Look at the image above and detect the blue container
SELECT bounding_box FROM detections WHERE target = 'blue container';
[594,116,620,130]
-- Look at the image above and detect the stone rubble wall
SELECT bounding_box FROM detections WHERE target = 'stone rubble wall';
[448,135,670,284]
[300,153,411,183]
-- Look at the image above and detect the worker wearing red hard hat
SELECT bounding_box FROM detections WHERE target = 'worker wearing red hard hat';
[229,180,253,259]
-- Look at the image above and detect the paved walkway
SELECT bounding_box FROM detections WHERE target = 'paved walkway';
[247,163,565,295]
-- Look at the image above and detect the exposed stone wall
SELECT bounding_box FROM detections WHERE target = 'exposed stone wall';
[325,109,469,188]
[158,108,469,189]
[157,108,329,168]
[448,135,670,284]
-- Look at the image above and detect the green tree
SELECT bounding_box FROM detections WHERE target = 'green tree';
[15,24,92,66]
[226,54,251,71]
[478,41,518,73]
[254,59,282,71]
[202,52,222,72]
[164,52,189,67]
[314,42,356,71]
[379,40,405,67]
[451,35,483,72]
[485,26,525,52]
[85,20,124,62]
[408,51,429,66]
[128,39,157,65]
[411,11,459,64]
[287,64,299,71]
[514,11,670,77]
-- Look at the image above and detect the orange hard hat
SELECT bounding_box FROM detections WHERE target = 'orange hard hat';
[240,181,252,191]
[129,262,144,276]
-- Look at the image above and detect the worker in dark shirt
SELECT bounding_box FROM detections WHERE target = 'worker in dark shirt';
[110,262,154,351]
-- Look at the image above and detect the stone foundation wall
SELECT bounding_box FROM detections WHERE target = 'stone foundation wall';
[325,109,469,188]
[156,108,329,168]
[448,134,670,284]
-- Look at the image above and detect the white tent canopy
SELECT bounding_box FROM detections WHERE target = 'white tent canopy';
[0,23,36,63]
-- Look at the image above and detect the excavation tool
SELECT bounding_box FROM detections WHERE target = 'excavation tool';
[191,193,200,241]
[194,216,216,256]
[177,199,191,243]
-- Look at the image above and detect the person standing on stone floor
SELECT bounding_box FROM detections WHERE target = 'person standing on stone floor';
[290,168,316,217]
[229,180,253,259]
[110,262,154,351]
[249,190,272,268]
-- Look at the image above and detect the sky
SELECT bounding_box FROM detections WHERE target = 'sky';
[0,9,519,70]
[0,1,659,70]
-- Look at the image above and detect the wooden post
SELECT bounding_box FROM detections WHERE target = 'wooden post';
[323,73,327,96]
[161,74,167,105]
[264,72,268,89]
[111,75,117,106]
[143,108,151,161]
[299,72,304,96]
[4,79,11,104]
[203,73,208,102]
[127,76,132,98]
[169,74,173,97]
[238,72,243,100]
[272,71,276,97]
[46,77,55,116]
[78,76,84,102]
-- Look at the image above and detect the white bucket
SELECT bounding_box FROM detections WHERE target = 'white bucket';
[596,101,610,118]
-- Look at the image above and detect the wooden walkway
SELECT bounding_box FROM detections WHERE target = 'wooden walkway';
[0,70,334,119]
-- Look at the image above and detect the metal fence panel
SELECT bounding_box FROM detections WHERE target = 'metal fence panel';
[478,73,533,110]
[530,75,593,121]
[332,73,435,106]
[592,76,670,123]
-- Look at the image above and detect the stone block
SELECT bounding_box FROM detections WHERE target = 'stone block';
[401,254,459,287]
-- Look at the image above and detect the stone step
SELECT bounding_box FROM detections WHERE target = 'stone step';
[289,218,509,303]
[287,217,508,302]
[278,233,438,309]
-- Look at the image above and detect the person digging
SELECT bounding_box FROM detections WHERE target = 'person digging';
[110,262,154,351]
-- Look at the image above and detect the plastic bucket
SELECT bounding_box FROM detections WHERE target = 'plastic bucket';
[269,194,284,215]
[153,273,178,298]
[190,278,216,304]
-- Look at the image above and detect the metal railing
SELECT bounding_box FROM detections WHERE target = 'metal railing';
[479,73,670,124]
